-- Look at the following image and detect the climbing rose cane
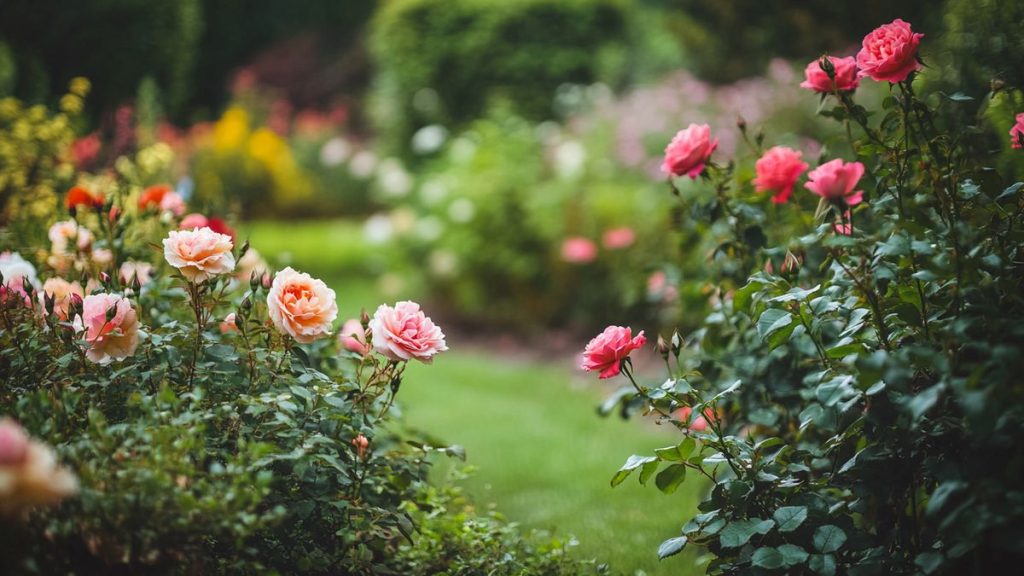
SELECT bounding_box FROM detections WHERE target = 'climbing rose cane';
[581,326,647,379]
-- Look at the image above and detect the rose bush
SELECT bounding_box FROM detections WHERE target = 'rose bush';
[0,109,600,574]
[590,19,1024,575]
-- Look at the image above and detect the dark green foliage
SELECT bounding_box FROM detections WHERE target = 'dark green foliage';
[369,0,628,153]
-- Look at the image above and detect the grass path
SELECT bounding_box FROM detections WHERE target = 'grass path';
[242,219,706,574]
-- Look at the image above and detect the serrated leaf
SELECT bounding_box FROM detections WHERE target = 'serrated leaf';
[719,518,775,548]
[752,547,785,569]
[813,525,847,553]
[773,506,808,532]
[658,536,687,559]
[655,463,687,494]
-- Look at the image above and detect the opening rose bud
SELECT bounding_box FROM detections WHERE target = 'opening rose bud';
[855,19,924,83]
[580,326,647,379]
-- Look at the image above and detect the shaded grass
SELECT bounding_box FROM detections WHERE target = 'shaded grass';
[244,218,707,574]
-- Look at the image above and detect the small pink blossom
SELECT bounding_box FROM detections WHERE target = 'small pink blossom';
[753,146,809,203]
[805,159,866,206]
[561,237,598,264]
[40,278,84,320]
[856,19,924,83]
[220,312,238,334]
[674,406,715,432]
[179,213,209,230]
[74,293,139,365]
[48,220,92,254]
[1009,113,1024,149]
[339,318,370,355]
[119,261,154,286]
[800,56,860,93]
[661,124,718,179]
[602,227,636,250]
[369,301,447,363]
[159,191,186,216]
[580,326,647,379]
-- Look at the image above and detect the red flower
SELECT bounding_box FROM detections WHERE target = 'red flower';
[206,217,236,243]
[581,326,647,379]
[138,184,172,211]
[65,186,104,211]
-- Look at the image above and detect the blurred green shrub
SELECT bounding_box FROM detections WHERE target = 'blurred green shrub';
[369,0,628,154]
[936,0,1024,95]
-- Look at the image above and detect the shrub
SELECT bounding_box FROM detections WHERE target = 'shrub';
[369,0,628,154]
[590,20,1024,575]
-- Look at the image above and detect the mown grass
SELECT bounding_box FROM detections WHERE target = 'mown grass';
[242,219,707,575]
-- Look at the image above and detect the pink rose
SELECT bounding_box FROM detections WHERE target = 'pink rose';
[754,146,809,204]
[163,227,236,283]
[74,293,139,364]
[119,261,154,286]
[580,326,647,379]
[674,406,715,432]
[40,278,84,320]
[561,237,598,264]
[352,434,369,459]
[266,267,338,343]
[48,220,92,254]
[602,227,636,250]
[339,318,370,355]
[220,312,238,334]
[805,159,866,206]
[856,19,924,83]
[800,56,860,93]
[661,124,718,179]
[1009,113,1024,149]
[369,301,448,363]
[0,418,29,465]
[159,191,186,216]
[179,213,209,230]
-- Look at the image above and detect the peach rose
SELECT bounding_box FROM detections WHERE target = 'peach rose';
[856,19,924,83]
[561,237,598,264]
[661,124,718,179]
[74,293,139,364]
[800,56,859,93]
[754,146,809,204]
[48,220,92,254]
[580,325,646,379]
[1009,113,1024,149]
[163,227,236,283]
[0,418,79,514]
[352,434,369,459]
[266,267,338,343]
[119,261,154,286]
[339,318,370,355]
[805,159,866,206]
[40,278,84,320]
[369,301,447,363]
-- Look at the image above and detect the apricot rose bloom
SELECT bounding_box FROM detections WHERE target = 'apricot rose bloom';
[800,56,860,93]
[74,293,139,365]
[661,123,718,179]
[40,278,84,320]
[856,19,924,83]
[805,159,866,206]
[267,267,338,344]
[0,418,78,514]
[754,146,809,204]
[369,301,448,364]
[580,326,647,379]
[1009,113,1024,149]
[163,227,236,283]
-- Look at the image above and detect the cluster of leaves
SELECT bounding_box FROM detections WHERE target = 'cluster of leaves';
[602,69,1024,573]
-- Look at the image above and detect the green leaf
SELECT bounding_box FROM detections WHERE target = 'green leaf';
[655,463,687,494]
[809,553,837,576]
[757,309,794,346]
[751,547,785,569]
[997,182,1023,201]
[907,384,943,422]
[816,376,855,407]
[657,536,687,560]
[611,455,657,487]
[639,459,660,485]
[915,551,943,574]
[778,544,810,566]
[773,506,808,532]
[719,518,775,548]
[813,525,847,553]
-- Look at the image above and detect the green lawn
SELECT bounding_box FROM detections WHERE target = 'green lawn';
[243,219,707,574]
